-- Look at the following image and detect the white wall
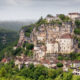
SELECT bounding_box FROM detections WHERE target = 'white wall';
[58,38,73,54]
[46,42,58,54]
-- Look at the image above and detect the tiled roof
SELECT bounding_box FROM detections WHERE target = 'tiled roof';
[1,58,7,63]
[73,60,80,63]
[69,13,80,15]
[60,33,72,39]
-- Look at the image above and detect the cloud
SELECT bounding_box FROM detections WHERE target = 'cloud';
[0,0,32,6]
[0,0,80,21]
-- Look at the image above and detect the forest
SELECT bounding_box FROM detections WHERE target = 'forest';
[0,62,80,80]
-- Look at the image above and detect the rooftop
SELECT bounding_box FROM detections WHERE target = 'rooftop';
[60,33,72,39]
[69,13,80,15]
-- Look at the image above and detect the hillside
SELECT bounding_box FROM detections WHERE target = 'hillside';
[0,20,35,31]
[0,14,80,80]
[0,29,18,51]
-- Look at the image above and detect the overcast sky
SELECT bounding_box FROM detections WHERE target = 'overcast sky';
[0,0,80,21]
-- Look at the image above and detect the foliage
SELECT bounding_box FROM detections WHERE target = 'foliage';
[57,63,63,67]
[38,75,45,80]
[26,43,34,50]
[12,47,22,56]
[74,28,80,35]
[36,17,48,29]
[50,20,62,25]
[23,24,34,37]
[57,53,80,61]
[58,14,71,22]
[23,42,34,57]
[0,29,18,51]
[75,20,80,28]
[70,53,80,60]
[47,14,53,17]
[58,56,63,60]
[70,52,77,60]
[63,72,73,80]
[0,62,79,80]
[0,40,19,61]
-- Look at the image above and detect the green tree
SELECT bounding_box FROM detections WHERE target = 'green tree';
[0,67,7,77]
[58,56,63,60]
[75,20,80,28]
[63,72,72,80]
[58,14,65,21]
[26,43,34,50]
[74,28,80,35]
[47,14,53,17]
[70,53,76,60]
[38,75,45,80]
[45,78,53,80]
[28,64,35,71]
[48,69,56,79]
[13,47,22,55]
[57,63,63,67]
[58,14,70,22]
[34,65,48,80]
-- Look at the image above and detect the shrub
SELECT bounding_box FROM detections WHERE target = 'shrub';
[57,63,63,67]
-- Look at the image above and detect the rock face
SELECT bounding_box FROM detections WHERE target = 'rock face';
[31,22,74,60]
[17,29,26,47]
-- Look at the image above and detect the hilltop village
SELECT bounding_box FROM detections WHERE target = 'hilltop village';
[2,13,80,75]
[18,12,79,60]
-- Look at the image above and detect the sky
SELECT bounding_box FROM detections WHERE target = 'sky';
[0,0,80,21]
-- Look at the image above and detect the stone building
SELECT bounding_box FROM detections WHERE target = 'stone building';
[46,41,59,54]
[45,15,60,22]
[33,24,74,59]
[30,14,75,60]
[57,33,74,54]
[68,12,80,20]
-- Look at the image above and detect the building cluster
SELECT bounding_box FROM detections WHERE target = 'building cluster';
[16,12,80,60]
[14,54,58,70]
[2,12,80,75]
[68,12,80,20]
[46,12,80,22]
[2,55,80,75]
[31,19,74,60]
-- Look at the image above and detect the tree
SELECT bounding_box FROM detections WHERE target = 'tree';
[58,14,70,22]
[36,17,43,24]
[47,14,53,17]
[13,47,22,55]
[57,63,63,67]
[78,42,80,48]
[34,65,48,80]
[63,72,72,80]
[50,20,55,25]
[55,75,62,80]
[26,43,34,50]
[74,28,80,35]
[58,56,63,60]
[28,64,35,71]
[36,17,48,28]
[58,14,65,21]
[70,53,76,60]
[45,78,53,80]
[75,20,80,28]
[38,75,45,80]
[48,69,56,79]
[0,67,7,77]
[24,49,29,55]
